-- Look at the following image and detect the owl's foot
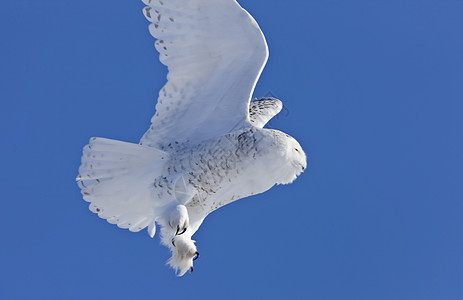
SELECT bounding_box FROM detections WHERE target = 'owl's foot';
[171,238,199,261]
[168,234,199,276]
[167,204,189,235]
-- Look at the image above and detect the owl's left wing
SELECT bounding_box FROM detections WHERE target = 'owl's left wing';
[139,0,268,148]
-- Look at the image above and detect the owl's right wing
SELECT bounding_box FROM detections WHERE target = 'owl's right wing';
[139,0,269,148]
[248,97,283,128]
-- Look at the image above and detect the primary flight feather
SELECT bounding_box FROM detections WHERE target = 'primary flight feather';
[77,0,306,276]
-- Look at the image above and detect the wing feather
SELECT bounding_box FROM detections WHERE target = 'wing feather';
[249,97,283,128]
[139,0,268,148]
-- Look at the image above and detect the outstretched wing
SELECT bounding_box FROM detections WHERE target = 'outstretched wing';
[249,97,283,128]
[139,0,268,148]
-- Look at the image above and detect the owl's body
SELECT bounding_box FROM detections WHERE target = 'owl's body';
[161,128,304,216]
[79,126,305,275]
[77,0,306,276]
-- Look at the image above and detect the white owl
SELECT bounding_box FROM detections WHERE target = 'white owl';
[77,0,307,276]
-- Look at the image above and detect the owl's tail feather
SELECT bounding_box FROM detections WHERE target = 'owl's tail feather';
[77,137,168,234]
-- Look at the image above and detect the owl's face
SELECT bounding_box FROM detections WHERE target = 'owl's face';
[280,134,306,184]
[286,136,307,175]
[262,130,307,185]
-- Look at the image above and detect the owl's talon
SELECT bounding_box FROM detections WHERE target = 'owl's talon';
[168,204,189,235]
[193,251,199,261]
[176,225,187,236]
[190,266,194,273]
[172,238,176,247]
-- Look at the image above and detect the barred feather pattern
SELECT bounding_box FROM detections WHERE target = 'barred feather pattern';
[249,97,283,128]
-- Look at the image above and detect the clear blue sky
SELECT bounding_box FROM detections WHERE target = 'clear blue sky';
[1,0,462,299]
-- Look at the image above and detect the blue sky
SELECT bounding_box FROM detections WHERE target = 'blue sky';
[1,0,462,299]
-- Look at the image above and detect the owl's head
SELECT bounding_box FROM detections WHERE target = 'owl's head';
[281,133,307,184]
[263,130,307,185]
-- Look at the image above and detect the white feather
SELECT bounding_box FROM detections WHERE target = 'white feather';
[139,0,268,148]
[77,137,168,233]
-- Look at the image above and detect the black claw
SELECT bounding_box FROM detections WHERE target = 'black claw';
[190,266,194,273]
[171,238,175,247]
[176,225,180,235]
[193,251,199,261]
[177,227,187,235]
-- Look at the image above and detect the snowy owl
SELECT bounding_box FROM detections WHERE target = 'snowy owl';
[77,0,306,276]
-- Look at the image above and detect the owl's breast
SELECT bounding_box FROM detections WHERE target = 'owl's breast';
[166,129,281,215]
